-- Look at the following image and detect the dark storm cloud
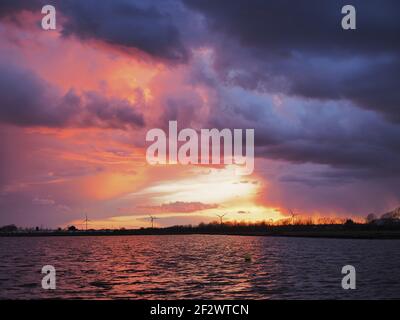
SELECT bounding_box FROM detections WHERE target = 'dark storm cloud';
[0,0,44,17]
[0,63,144,129]
[281,55,400,121]
[0,62,66,127]
[0,0,187,62]
[188,58,400,178]
[261,104,400,177]
[59,0,188,62]
[184,0,400,54]
[180,0,400,182]
[184,0,400,121]
[79,92,145,129]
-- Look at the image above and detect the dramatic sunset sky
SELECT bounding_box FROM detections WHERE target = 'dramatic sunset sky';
[0,0,399,229]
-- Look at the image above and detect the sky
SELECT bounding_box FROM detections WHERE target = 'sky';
[0,0,400,229]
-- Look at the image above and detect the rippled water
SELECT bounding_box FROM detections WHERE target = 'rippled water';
[0,235,399,299]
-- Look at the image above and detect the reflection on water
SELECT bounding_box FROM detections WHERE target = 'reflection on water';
[0,235,399,299]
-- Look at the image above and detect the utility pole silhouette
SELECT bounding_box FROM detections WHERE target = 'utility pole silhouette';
[216,213,226,225]
[149,215,159,228]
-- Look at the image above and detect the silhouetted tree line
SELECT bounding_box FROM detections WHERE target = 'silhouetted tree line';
[2,207,400,236]
[0,224,18,232]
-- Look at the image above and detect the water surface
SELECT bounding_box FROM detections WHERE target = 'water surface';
[0,235,399,299]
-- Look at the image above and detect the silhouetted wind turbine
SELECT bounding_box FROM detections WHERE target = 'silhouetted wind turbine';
[289,209,298,225]
[216,213,226,225]
[149,215,159,228]
[83,213,90,231]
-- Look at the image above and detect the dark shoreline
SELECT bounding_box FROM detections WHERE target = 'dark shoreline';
[2,228,400,239]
